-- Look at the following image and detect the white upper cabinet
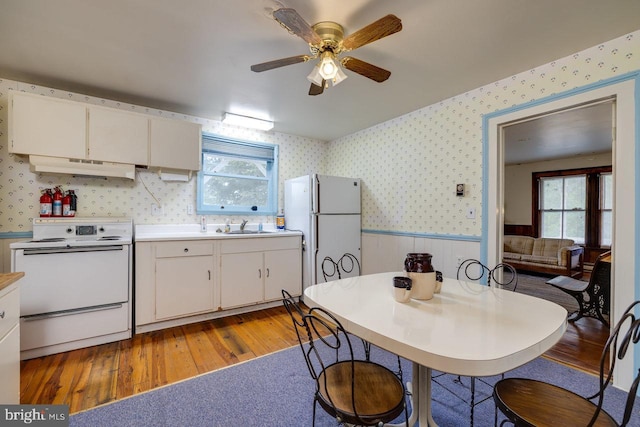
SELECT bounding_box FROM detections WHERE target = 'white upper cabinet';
[9,91,87,159]
[10,91,201,174]
[149,117,202,171]
[88,106,149,165]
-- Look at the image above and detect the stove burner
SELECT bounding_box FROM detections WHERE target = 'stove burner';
[29,238,65,243]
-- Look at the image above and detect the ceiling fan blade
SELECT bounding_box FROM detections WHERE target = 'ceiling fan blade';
[273,8,323,46]
[251,55,311,72]
[309,81,325,96]
[341,14,402,51]
[341,57,391,82]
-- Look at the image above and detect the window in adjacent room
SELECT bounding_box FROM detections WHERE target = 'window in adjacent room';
[599,172,613,247]
[197,134,278,215]
[533,166,612,248]
[539,175,587,244]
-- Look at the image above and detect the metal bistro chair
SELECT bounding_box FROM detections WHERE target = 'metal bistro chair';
[433,259,519,426]
[546,251,612,327]
[321,253,361,282]
[493,299,640,427]
[281,290,409,427]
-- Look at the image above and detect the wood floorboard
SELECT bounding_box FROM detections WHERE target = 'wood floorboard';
[20,300,604,413]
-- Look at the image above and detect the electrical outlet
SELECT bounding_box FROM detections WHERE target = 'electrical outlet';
[187,204,193,215]
[151,203,164,216]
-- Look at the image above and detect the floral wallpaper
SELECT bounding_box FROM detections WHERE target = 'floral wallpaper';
[1,30,638,235]
[326,31,640,236]
[0,81,327,233]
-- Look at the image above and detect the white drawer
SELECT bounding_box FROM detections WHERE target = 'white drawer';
[0,286,20,340]
[155,241,213,258]
[221,236,301,254]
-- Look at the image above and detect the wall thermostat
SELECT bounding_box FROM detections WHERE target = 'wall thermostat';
[456,184,465,197]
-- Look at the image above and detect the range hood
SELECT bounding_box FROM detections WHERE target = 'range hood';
[29,155,136,180]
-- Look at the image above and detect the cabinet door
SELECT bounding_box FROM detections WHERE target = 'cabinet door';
[149,117,201,170]
[0,325,20,404]
[220,252,264,309]
[264,249,302,301]
[88,106,149,165]
[155,255,214,320]
[10,92,86,158]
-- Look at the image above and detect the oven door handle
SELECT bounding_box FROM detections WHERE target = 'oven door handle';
[21,303,124,321]
[22,245,124,255]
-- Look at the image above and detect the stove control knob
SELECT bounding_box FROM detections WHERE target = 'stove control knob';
[66,227,73,234]
[99,227,105,233]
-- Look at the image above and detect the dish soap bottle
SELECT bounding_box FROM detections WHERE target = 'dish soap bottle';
[276,209,285,231]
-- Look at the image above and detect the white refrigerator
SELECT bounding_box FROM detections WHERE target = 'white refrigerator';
[284,174,361,295]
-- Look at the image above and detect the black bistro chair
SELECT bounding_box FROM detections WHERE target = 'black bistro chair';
[432,259,518,426]
[321,253,361,282]
[493,299,640,426]
[281,290,409,427]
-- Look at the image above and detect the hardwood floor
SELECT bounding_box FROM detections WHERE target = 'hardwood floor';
[20,306,300,413]
[19,303,608,414]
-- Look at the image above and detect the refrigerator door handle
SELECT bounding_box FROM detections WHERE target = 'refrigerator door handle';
[312,175,320,214]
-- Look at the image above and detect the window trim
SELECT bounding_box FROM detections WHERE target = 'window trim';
[532,165,612,248]
[196,133,278,215]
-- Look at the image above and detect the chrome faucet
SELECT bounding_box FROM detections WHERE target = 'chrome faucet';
[240,219,248,231]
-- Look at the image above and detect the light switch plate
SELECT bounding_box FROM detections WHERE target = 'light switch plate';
[466,207,476,219]
[151,203,164,216]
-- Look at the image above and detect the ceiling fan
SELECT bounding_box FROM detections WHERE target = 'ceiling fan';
[250,8,402,96]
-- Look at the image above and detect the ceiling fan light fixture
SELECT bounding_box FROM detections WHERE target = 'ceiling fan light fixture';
[306,65,324,86]
[318,52,339,80]
[331,67,348,86]
[222,112,274,131]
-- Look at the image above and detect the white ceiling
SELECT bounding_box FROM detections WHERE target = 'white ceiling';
[1,0,639,143]
[504,100,614,165]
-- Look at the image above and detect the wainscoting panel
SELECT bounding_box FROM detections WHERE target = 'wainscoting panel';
[362,232,480,278]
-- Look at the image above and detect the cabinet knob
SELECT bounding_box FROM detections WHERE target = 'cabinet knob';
[184,248,189,253]
[0,311,5,319]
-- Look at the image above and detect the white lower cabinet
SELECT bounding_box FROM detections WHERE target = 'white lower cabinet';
[154,241,215,320]
[220,236,302,309]
[0,283,20,404]
[135,235,301,332]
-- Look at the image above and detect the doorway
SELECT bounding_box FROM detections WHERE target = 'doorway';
[501,99,614,373]
[482,75,638,391]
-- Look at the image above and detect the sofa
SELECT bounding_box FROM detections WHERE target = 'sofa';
[503,235,584,278]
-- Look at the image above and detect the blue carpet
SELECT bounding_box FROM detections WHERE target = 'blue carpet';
[70,345,639,426]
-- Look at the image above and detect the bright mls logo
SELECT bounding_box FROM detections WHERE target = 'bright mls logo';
[1,405,68,426]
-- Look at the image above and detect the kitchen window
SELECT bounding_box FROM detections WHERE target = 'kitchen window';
[197,134,278,215]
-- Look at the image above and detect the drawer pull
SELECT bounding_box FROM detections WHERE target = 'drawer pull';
[208,270,211,280]
[0,311,4,319]
[184,248,189,253]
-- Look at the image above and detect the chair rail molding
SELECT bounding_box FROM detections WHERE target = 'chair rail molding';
[483,70,640,392]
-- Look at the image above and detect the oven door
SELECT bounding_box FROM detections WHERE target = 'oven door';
[14,245,130,317]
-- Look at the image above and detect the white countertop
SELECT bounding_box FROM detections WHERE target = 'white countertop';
[134,223,302,242]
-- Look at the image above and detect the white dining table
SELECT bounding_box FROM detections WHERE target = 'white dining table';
[303,271,568,426]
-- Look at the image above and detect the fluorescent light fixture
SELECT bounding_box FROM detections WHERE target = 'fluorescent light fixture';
[222,113,274,131]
